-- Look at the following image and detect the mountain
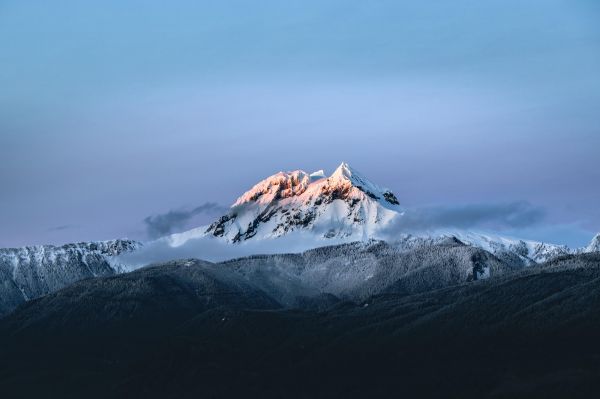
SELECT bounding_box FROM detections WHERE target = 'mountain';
[421,230,572,265]
[0,259,279,334]
[0,162,597,396]
[0,239,504,332]
[217,238,514,307]
[0,233,542,317]
[0,239,140,316]
[164,162,401,247]
[0,162,596,317]
[203,162,401,242]
[2,251,600,398]
[164,162,575,264]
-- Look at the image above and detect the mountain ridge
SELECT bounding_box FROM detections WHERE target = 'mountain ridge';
[0,239,140,316]
[0,163,598,318]
[2,252,600,398]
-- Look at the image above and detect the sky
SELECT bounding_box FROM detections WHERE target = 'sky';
[1,0,599,248]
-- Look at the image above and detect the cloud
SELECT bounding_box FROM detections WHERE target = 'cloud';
[47,224,79,231]
[117,230,349,268]
[382,201,545,235]
[144,203,228,238]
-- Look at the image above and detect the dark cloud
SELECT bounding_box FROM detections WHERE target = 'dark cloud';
[144,203,227,238]
[383,201,546,234]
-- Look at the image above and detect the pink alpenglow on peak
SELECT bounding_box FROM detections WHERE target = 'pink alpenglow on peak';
[233,170,312,207]
[203,162,402,243]
[329,162,399,205]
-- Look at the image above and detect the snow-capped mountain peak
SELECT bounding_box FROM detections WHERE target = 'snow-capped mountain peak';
[329,162,399,206]
[231,163,399,210]
[330,161,354,181]
[232,170,312,207]
[204,163,402,243]
[163,162,584,267]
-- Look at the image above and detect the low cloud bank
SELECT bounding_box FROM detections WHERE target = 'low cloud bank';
[117,231,348,269]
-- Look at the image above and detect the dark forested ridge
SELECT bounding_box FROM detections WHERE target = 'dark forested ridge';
[1,249,600,398]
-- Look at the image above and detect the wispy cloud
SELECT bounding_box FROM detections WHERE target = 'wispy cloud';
[117,230,352,268]
[382,201,546,234]
[144,203,227,238]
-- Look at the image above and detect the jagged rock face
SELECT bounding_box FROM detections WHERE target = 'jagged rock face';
[206,162,402,242]
[232,170,312,206]
[0,239,140,317]
[383,191,400,205]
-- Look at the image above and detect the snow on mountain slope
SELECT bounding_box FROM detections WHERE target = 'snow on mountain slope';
[585,234,600,253]
[0,239,140,316]
[168,162,402,246]
[406,230,571,265]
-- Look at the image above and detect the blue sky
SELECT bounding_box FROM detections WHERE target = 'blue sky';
[1,0,599,247]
